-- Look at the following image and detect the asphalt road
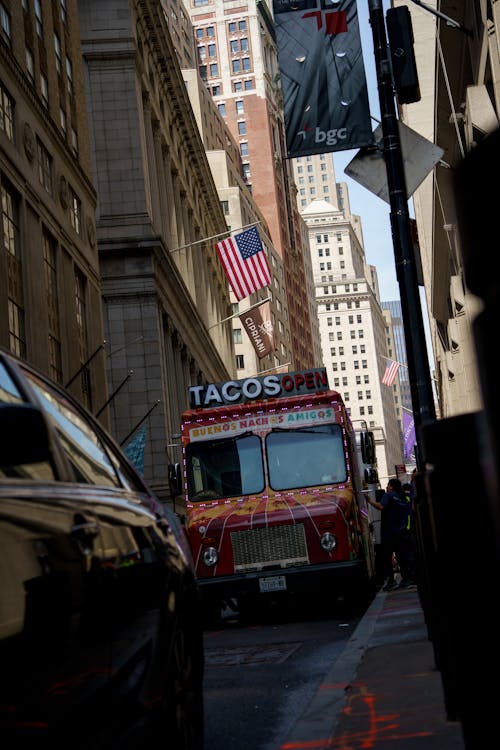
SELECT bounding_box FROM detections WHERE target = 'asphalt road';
[202,596,361,750]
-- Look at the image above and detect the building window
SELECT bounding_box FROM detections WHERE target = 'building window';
[217,102,226,116]
[8,300,25,357]
[238,120,246,135]
[240,38,248,52]
[208,43,216,57]
[60,0,67,25]
[74,268,91,407]
[37,138,52,194]
[68,185,81,235]
[0,3,11,47]
[54,32,62,74]
[212,84,221,95]
[233,328,242,344]
[242,163,250,180]
[244,79,253,90]
[221,200,229,215]
[232,59,241,73]
[199,66,207,80]
[43,230,62,382]
[239,20,247,31]
[66,56,73,96]
[236,99,244,114]
[26,48,35,82]
[228,21,237,33]
[34,0,43,37]
[40,72,49,107]
[242,57,251,71]
[60,107,67,138]
[0,81,14,141]
[240,141,249,156]
[2,179,25,356]
[207,26,214,36]
[209,63,218,77]
[1,177,19,259]
[71,128,78,158]
[236,354,244,369]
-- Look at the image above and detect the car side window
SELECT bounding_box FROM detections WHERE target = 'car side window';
[25,371,122,487]
[0,361,23,404]
[0,361,56,481]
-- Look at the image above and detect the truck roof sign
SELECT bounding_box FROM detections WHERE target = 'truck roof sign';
[188,368,329,409]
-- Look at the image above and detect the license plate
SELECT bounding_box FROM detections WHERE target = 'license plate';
[259,575,287,593]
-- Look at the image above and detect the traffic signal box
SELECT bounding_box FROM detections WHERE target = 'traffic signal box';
[386,6,421,105]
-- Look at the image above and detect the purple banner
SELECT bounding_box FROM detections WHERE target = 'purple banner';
[402,411,416,461]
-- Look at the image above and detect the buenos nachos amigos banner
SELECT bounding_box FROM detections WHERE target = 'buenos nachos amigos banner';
[273,0,373,158]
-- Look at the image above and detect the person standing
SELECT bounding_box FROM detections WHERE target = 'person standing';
[366,478,415,590]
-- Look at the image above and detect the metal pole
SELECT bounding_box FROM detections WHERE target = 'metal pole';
[94,370,133,418]
[368,0,436,466]
[65,341,106,389]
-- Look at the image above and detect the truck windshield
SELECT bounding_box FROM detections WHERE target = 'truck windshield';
[186,434,264,500]
[266,424,347,490]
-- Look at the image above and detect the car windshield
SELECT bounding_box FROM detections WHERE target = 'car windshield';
[186,433,264,500]
[266,424,347,490]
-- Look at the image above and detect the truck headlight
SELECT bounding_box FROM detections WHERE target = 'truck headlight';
[320,532,337,552]
[202,546,218,567]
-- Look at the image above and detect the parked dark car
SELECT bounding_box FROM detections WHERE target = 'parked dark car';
[0,348,204,749]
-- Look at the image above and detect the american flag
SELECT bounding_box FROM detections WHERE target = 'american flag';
[215,226,271,301]
[382,360,400,387]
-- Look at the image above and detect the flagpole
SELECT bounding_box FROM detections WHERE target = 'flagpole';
[380,355,438,383]
[170,220,262,254]
[380,354,408,369]
[119,400,160,447]
[207,296,272,330]
[249,361,291,377]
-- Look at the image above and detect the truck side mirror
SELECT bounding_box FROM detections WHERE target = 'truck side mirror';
[361,431,376,465]
[168,462,182,496]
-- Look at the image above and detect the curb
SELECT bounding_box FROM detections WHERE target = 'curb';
[281,591,387,749]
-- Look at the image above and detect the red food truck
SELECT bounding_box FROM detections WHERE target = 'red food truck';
[171,367,377,618]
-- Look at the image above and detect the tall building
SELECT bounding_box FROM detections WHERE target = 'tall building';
[382,299,412,417]
[78,0,237,504]
[301,197,403,485]
[185,0,317,370]
[393,0,484,419]
[292,152,337,209]
[182,66,291,377]
[0,0,108,414]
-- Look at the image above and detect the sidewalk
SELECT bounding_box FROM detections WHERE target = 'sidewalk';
[281,585,467,750]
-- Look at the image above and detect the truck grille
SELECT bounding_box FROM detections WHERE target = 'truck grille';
[231,524,309,572]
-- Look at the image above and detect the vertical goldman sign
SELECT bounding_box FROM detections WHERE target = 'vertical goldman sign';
[273,0,373,158]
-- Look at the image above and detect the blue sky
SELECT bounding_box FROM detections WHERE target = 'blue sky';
[331,1,400,302]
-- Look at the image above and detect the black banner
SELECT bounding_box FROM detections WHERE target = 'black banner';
[273,0,373,158]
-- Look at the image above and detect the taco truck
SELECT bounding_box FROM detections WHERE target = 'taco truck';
[170,367,377,617]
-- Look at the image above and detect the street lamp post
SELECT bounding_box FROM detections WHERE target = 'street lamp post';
[367,0,436,467]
